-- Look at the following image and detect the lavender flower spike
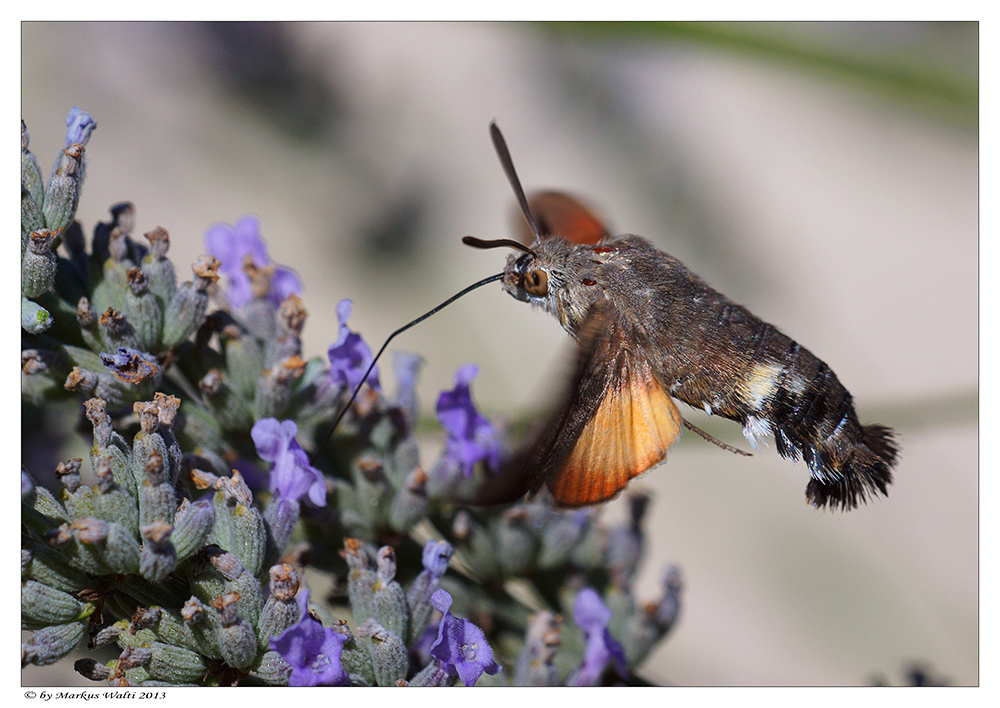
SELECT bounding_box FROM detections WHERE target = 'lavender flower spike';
[429,589,501,686]
[436,363,502,478]
[269,589,348,686]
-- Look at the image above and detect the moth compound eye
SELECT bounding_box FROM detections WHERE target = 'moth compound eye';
[524,269,548,296]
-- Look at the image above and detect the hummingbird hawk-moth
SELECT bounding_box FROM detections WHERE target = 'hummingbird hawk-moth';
[463,123,898,511]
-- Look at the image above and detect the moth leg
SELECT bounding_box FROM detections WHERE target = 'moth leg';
[682,419,752,457]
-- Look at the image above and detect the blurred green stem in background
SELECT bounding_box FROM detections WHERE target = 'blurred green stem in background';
[543,21,978,130]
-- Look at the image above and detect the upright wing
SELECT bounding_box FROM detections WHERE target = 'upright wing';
[513,191,611,246]
[473,305,683,508]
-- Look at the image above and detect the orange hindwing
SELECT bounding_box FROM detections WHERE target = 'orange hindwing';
[548,353,682,506]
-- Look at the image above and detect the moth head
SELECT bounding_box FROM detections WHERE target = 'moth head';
[504,251,552,303]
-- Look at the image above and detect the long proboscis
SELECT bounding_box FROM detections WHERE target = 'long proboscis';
[313,271,504,460]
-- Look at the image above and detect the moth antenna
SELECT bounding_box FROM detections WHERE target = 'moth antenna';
[462,236,536,256]
[313,272,505,460]
[683,419,753,457]
[490,121,543,241]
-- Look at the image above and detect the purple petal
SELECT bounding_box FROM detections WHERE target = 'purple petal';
[251,418,296,462]
[421,540,453,580]
[269,589,347,686]
[327,298,380,393]
[252,418,326,507]
[435,364,501,477]
[65,107,96,147]
[428,589,501,686]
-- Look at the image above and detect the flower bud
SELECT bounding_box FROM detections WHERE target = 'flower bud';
[188,545,242,591]
[346,454,390,532]
[253,354,306,420]
[84,398,135,494]
[90,622,123,648]
[408,660,456,687]
[93,454,139,536]
[22,620,87,667]
[212,592,257,669]
[208,471,266,576]
[139,606,201,658]
[406,540,453,645]
[262,497,299,562]
[74,657,113,682]
[20,295,52,334]
[146,641,210,683]
[249,650,291,685]
[343,539,376,624]
[538,510,591,569]
[21,184,45,258]
[22,229,58,298]
[171,499,214,563]
[124,267,163,351]
[372,547,408,642]
[161,256,218,347]
[91,202,134,264]
[76,518,141,575]
[389,466,428,534]
[42,143,84,234]
[452,511,499,580]
[356,618,407,687]
[140,227,177,308]
[570,519,608,570]
[22,229,59,295]
[180,596,224,660]
[497,507,537,577]
[221,330,264,400]
[21,544,91,594]
[139,521,177,583]
[21,474,68,536]
[21,121,44,206]
[111,645,153,686]
[333,621,374,687]
[64,107,97,148]
[262,294,306,366]
[21,580,91,629]
[514,611,562,686]
[256,564,300,650]
[129,403,170,492]
[90,230,134,317]
[138,451,178,529]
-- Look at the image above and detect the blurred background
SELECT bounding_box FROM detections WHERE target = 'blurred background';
[21,22,978,686]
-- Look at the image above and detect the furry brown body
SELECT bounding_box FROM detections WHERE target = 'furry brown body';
[501,232,897,510]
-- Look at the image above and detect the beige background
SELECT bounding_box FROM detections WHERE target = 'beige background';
[21,22,977,686]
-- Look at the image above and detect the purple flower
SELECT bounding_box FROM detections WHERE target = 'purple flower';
[436,364,501,477]
[251,418,326,507]
[429,589,501,686]
[65,107,96,147]
[205,216,301,309]
[421,539,454,580]
[392,351,423,420]
[269,589,348,686]
[327,299,380,393]
[566,588,628,686]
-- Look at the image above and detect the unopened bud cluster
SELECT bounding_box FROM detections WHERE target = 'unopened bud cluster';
[23,108,684,687]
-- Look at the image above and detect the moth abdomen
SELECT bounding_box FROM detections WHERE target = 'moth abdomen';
[745,342,897,511]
